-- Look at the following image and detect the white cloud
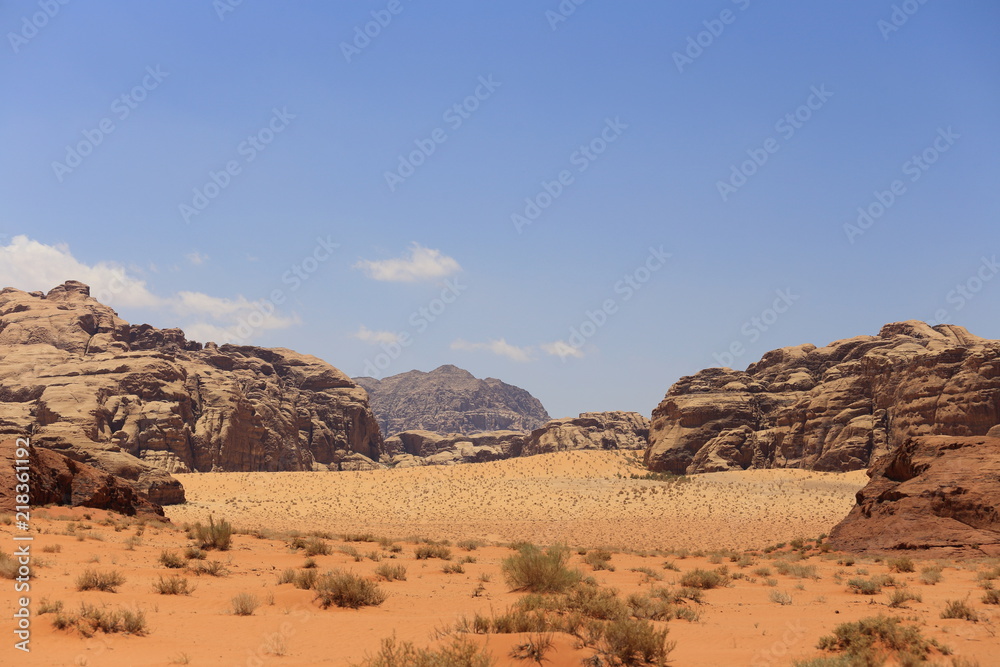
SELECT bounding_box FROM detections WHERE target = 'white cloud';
[353,325,401,345]
[186,251,208,265]
[354,243,461,282]
[0,235,299,344]
[0,235,161,308]
[450,338,533,363]
[540,340,585,359]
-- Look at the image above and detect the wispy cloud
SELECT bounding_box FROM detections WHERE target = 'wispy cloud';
[354,243,461,282]
[450,338,533,362]
[353,325,401,345]
[540,340,585,359]
[0,235,298,344]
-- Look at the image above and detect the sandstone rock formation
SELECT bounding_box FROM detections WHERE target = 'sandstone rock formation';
[829,435,1000,554]
[0,281,383,503]
[522,411,649,456]
[645,321,1000,475]
[381,411,648,467]
[0,439,164,517]
[355,365,550,436]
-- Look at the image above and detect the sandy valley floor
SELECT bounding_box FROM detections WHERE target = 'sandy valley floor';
[4,451,998,666]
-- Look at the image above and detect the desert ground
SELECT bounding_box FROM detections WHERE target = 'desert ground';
[5,451,998,666]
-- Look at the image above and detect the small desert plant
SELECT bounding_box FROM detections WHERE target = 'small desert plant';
[814,615,947,665]
[76,568,125,592]
[38,598,64,615]
[941,598,979,621]
[661,560,680,572]
[189,560,227,577]
[354,635,494,667]
[887,588,922,608]
[598,617,674,666]
[457,539,482,551]
[183,546,207,560]
[231,592,260,616]
[153,575,195,595]
[414,544,452,560]
[159,550,185,569]
[303,536,332,557]
[194,515,232,551]
[42,544,62,554]
[510,631,554,664]
[679,568,729,590]
[294,569,318,590]
[886,556,915,573]
[920,565,943,585]
[277,568,296,584]
[583,549,615,572]
[313,570,387,609]
[981,588,1000,605]
[442,562,465,574]
[502,544,582,594]
[847,575,893,595]
[375,562,407,581]
[770,590,793,605]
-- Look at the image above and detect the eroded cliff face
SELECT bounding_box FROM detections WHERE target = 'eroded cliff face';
[0,281,384,504]
[829,434,1000,554]
[645,321,1000,475]
[354,365,550,436]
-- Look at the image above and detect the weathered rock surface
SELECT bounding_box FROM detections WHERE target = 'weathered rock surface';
[0,439,164,517]
[355,365,550,436]
[381,411,648,467]
[0,282,384,504]
[522,411,649,456]
[645,321,1000,475]
[829,435,1000,554]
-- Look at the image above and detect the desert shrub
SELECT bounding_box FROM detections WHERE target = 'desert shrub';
[752,566,773,578]
[847,575,894,595]
[941,599,979,621]
[510,631,554,664]
[153,575,195,595]
[982,588,1000,605]
[814,615,946,665]
[630,567,663,582]
[159,550,185,569]
[375,563,407,581]
[774,560,819,580]
[625,592,677,621]
[304,557,318,569]
[598,617,674,666]
[189,560,227,577]
[303,536,332,557]
[78,603,148,636]
[770,590,793,605]
[183,546,207,560]
[38,598,64,615]
[678,568,728,590]
[502,545,582,594]
[231,592,259,616]
[42,544,62,554]
[314,570,387,609]
[294,569,318,590]
[353,635,494,667]
[887,588,922,608]
[584,549,615,571]
[414,544,452,560]
[886,556,915,573]
[193,515,232,551]
[442,562,465,574]
[920,565,943,585]
[341,532,377,543]
[661,560,679,572]
[457,539,482,551]
[76,568,125,592]
[277,568,296,584]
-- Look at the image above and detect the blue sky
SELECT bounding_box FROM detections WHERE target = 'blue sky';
[1,1,998,419]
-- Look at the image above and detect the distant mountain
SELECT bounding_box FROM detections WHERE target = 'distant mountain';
[354,365,550,436]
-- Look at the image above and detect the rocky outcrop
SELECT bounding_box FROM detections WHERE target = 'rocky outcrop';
[829,435,1000,554]
[522,411,649,456]
[645,321,1000,475]
[0,281,384,504]
[0,439,164,517]
[382,411,648,467]
[382,430,527,467]
[354,365,550,436]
